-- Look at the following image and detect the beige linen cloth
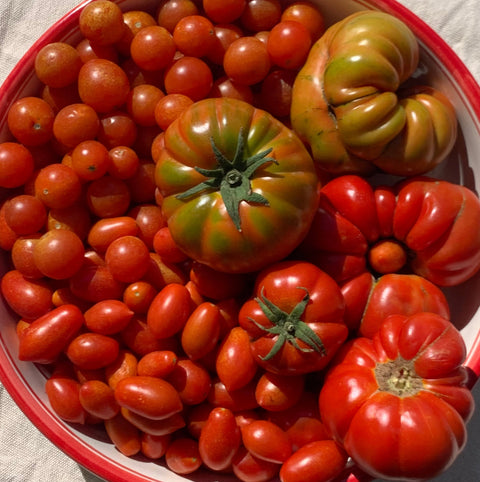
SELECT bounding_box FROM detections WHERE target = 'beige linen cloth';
[1,0,480,481]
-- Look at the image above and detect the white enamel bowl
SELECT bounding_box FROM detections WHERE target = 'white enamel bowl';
[1,1,480,481]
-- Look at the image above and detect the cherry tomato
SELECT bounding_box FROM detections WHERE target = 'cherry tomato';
[105,235,151,283]
[267,20,311,69]
[203,0,246,24]
[223,36,271,85]
[281,1,325,41]
[255,372,305,412]
[7,96,55,146]
[78,59,130,113]
[0,142,35,188]
[105,349,138,390]
[3,194,47,235]
[52,103,100,148]
[206,24,243,65]
[157,0,199,33]
[122,281,158,314]
[130,26,176,72]
[240,0,282,32]
[127,84,165,127]
[141,433,171,459]
[34,163,82,209]
[108,146,140,180]
[164,57,213,101]
[173,15,216,57]
[34,42,83,88]
[154,93,194,130]
[33,229,85,280]
[122,408,186,436]
[11,235,42,278]
[86,175,131,218]
[79,0,126,46]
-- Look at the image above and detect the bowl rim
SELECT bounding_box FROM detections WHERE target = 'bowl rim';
[1,1,480,481]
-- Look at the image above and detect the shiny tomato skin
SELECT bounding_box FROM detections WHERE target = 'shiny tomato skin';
[156,98,318,274]
[232,446,280,482]
[66,332,120,370]
[239,260,347,375]
[147,283,193,338]
[199,407,241,471]
[279,440,348,482]
[319,312,474,480]
[104,414,141,457]
[141,433,171,460]
[84,299,134,335]
[105,349,138,390]
[208,378,259,412]
[18,304,84,364]
[166,358,212,406]
[87,216,139,253]
[181,302,221,360]
[241,420,292,464]
[122,408,186,436]
[255,372,305,412]
[79,380,120,420]
[114,375,183,420]
[45,376,87,424]
[216,326,258,391]
[165,437,202,475]
[1,269,53,320]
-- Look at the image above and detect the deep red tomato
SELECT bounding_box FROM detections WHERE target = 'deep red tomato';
[84,299,134,335]
[341,272,450,336]
[279,440,348,482]
[181,302,222,360]
[18,304,84,363]
[0,142,35,188]
[141,433,171,460]
[198,407,241,471]
[173,15,216,57]
[87,216,139,253]
[1,269,53,320]
[147,283,193,338]
[122,408,186,436]
[280,1,325,41]
[137,350,177,378]
[319,312,474,480]
[79,380,120,420]
[45,376,87,424]
[104,414,141,457]
[66,332,120,370]
[203,0,246,24]
[33,229,85,280]
[114,375,183,420]
[241,419,292,463]
[232,446,280,482]
[255,371,305,412]
[165,437,202,475]
[163,56,213,102]
[298,174,480,286]
[239,260,347,375]
[215,326,258,391]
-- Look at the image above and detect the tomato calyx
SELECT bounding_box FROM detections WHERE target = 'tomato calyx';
[250,287,326,361]
[375,357,423,397]
[176,129,277,231]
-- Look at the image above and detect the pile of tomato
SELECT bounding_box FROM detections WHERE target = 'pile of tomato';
[0,1,479,481]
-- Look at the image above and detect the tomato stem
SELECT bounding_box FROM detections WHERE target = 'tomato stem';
[176,129,277,231]
[249,287,326,361]
[375,357,423,397]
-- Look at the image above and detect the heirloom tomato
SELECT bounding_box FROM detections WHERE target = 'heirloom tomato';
[319,312,474,481]
[291,11,457,176]
[298,175,480,286]
[239,260,347,375]
[341,272,450,337]
[155,98,319,273]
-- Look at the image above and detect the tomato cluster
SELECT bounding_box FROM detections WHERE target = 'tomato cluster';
[0,1,478,482]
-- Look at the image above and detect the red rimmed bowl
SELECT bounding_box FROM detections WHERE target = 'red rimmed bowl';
[1,1,480,481]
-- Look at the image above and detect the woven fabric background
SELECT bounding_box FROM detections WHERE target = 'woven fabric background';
[1,1,480,481]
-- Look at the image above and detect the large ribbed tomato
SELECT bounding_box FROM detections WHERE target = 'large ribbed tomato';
[291,11,457,176]
[155,98,319,273]
[297,175,480,286]
[319,312,474,481]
